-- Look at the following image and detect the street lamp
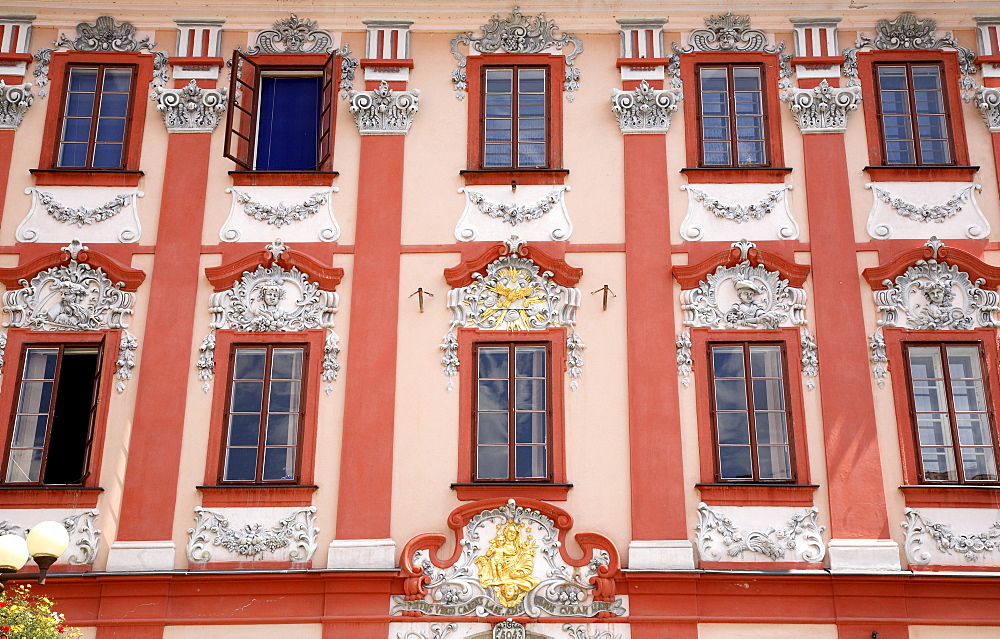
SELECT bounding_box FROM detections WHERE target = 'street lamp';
[0,521,70,593]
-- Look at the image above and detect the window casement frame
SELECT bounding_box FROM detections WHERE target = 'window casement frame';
[462,53,567,186]
[34,51,154,187]
[690,327,814,506]
[857,49,974,181]
[679,51,788,184]
[200,329,324,507]
[224,51,339,178]
[884,328,1000,491]
[454,326,569,501]
[0,328,118,504]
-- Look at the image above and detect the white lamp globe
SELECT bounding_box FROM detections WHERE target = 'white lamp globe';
[0,534,29,571]
[26,521,70,559]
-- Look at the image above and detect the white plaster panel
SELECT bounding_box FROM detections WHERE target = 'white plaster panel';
[698,624,838,639]
[865,181,989,240]
[186,506,318,564]
[164,624,322,639]
[627,539,696,570]
[903,507,1000,567]
[16,186,143,243]
[106,540,176,572]
[696,504,825,564]
[679,183,799,242]
[327,537,396,569]
[220,186,340,243]
[454,185,572,242]
[0,507,100,565]
[826,539,902,571]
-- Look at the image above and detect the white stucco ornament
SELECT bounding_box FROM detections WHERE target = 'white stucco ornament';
[455,185,572,242]
[865,182,988,240]
[187,506,318,563]
[18,187,143,244]
[679,183,798,241]
[903,508,1000,566]
[221,186,340,243]
[696,503,826,563]
[0,509,101,566]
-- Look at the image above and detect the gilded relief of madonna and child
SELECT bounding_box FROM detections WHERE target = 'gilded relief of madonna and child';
[475,519,541,607]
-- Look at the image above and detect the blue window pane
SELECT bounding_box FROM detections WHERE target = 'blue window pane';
[61,117,91,143]
[518,146,545,167]
[485,69,512,93]
[477,445,508,479]
[736,140,766,165]
[515,445,546,479]
[231,381,264,413]
[228,414,261,447]
[518,69,545,93]
[234,349,267,379]
[911,66,942,90]
[485,119,512,143]
[92,143,123,168]
[514,379,546,410]
[224,447,258,481]
[885,140,915,164]
[95,117,126,143]
[478,412,509,445]
[700,68,727,91]
[98,92,129,117]
[877,66,908,90]
[265,414,299,446]
[715,379,748,411]
[713,346,745,378]
[757,446,791,479]
[484,145,512,167]
[719,446,752,479]
[65,92,95,117]
[485,93,512,117]
[515,412,546,445]
[262,447,295,481]
[101,68,133,92]
[256,76,321,170]
[268,380,301,413]
[919,139,951,164]
[271,349,304,380]
[478,347,509,379]
[478,379,509,411]
[716,412,750,445]
[68,68,98,92]
[58,143,88,167]
[514,347,545,377]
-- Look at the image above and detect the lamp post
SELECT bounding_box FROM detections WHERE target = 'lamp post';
[0,521,70,593]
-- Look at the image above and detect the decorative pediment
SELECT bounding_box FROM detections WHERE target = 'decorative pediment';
[33,16,169,98]
[843,13,977,98]
[394,498,623,618]
[450,8,584,101]
[197,240,343,393]
[440,237,584,389]
[673,240,816,389]
[863,238,1000,386]
[0,240,146,392]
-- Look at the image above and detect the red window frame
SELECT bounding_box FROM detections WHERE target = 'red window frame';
[219,343,310,485]
[690,328,814,506]
[463,53,566,185]
[679,51,787,184]
[201,330,324,507]
[857,50,972,181]
[0,329,118,504]
[871,61,954,167]
[224,52,338,175]
[54,64,138,170]
[454,327,569,501]
[35,51,153,187]
[694,63,771,169]
[884,329,1000,490]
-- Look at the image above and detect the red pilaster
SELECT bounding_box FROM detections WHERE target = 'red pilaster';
[115,126,212,542]
[0,129,12,226]
[335,133,404,540]
[623,125,686,540]
[801,131,890,539]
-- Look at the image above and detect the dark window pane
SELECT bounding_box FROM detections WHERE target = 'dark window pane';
[921,448,957,481]
[719,446,752,479]
[234,349,267,379]
[757,445,791,479]
[271,349,304,380]
[478,379,509,411]
[228,414,261,447]
[65,92,96,117]
[515,444,546,479]
[224,447,258,481]
[485,68,513,93]
[95,117,126,143]
[515,347,545,378]
[68,68,98,92]
[256,76,321,170]
[477,412,509,445]
[716,412,750,445]
[515,379,546,411]
[101,68,133,92]
[712,346,745,378]
[266,414,299,446]
[477,445,508,479]
[262,447,296,481]
[231,381,264,413]
[714,379,748,411]
[268,380,301,413]
[98,92,129,118]
[92,143,124,168]
[515,412,546,445]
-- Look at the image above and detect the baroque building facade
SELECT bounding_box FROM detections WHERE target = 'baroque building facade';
[0,1,999,637]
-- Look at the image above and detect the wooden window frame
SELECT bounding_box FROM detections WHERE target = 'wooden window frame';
[691,328,815,506]
[0,329,117,499]
[200,329,323,507]
[884,328,1000,491]
[54,64,138,170]
[34,51,153,187]
[218,343,310,485]
[872,61,955,167]
[462,53,567,186]
[479,65,549,170]
[224,52,338,175]
[679,51,788,184]
[694,63,770,169]
[857,50,974,182]
[454,327,569,501]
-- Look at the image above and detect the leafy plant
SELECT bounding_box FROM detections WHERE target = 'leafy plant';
[0,584,82,638]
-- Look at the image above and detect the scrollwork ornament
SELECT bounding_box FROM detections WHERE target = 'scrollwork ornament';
[62,510,100,565]
[562,626,623,639]
[843,13,977,98]
[682,185,791,224]
[785,80,861,133]
[231,189,328,227]
[197,333,216,392]
[349,80,420,134]
[244,15,334,55]
[463,188,566,226]
[680,260,807,329]
[610,80,679,133]
[29,189,136,228]
[869,328,889,388]
[676,330,693,387]
[187,506,318,563]
[696,503,826,562]
[903,508,1000,564]
[800,328,818,390]
[396,624,458,639]
[0,81,34,130]
[34,16,169,98]
[976,86,1000,132]
[868,184,973,223]
[154,80,228,132]
[115,330,137,393]
[451,8,583,100]
[439,329,460,391]
[566,331,586,391]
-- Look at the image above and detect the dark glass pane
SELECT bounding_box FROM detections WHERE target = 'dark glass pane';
[61,117,92,143]
[921,447,957,481]
[5,449,43,483]
[102,68,133,92]
[749,347,782,377]
[963,448,997,481]
[877,66,908,91]
[95,117,126,143]
[515,347,546,378]
[751,379,785,410]
[227,414,261,447]
[98,92,129,118]
[515,444,546,479]
[919,139,950,164]
[757,445,791,479]
[262,447,296,480]
[478,412,509,445]
[256,76,321,170]
[719,446,752,479]
[699,67,728,91]
[92,143,123,168]
[268,380,301,413]
[477,445,507,479]
[478,347,509,379]
[271,348,304,380]
[16,381,53,414]
[732,66,761,89]
[265,413,298,446]
[485,68,513,93]
[224,447,258,481]
[478,379,509,411]
[234,349,267,380]
[515,412,546,444]
[65,92,95,117]
[879,91,910,115]
[910,66,942,90]
[518,69,545,93]
[10,415,48,448]
[755,412,788,445]
[714,379,748,411]
[515,379,546,410]
[231,381,264,413]
[485,93,513,117]
[68,68,98,92]
[712,346,744,378]
[58,143,88,167]
[519,93,545,117]
[716,412,750,445]
[733,92,762,115]
[485,119,513,143]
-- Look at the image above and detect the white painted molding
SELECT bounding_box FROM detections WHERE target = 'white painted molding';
[327,538,396,569]
[106,540,176,572]
[455,185,572,242]
[865,182,988,240]
[627,540,696,570]
[826,539,901,571]
[680,183,798,242]
[18,187,142,244]
[221,186,340,243]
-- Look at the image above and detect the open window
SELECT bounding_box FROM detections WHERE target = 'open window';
[225,51,338,172]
